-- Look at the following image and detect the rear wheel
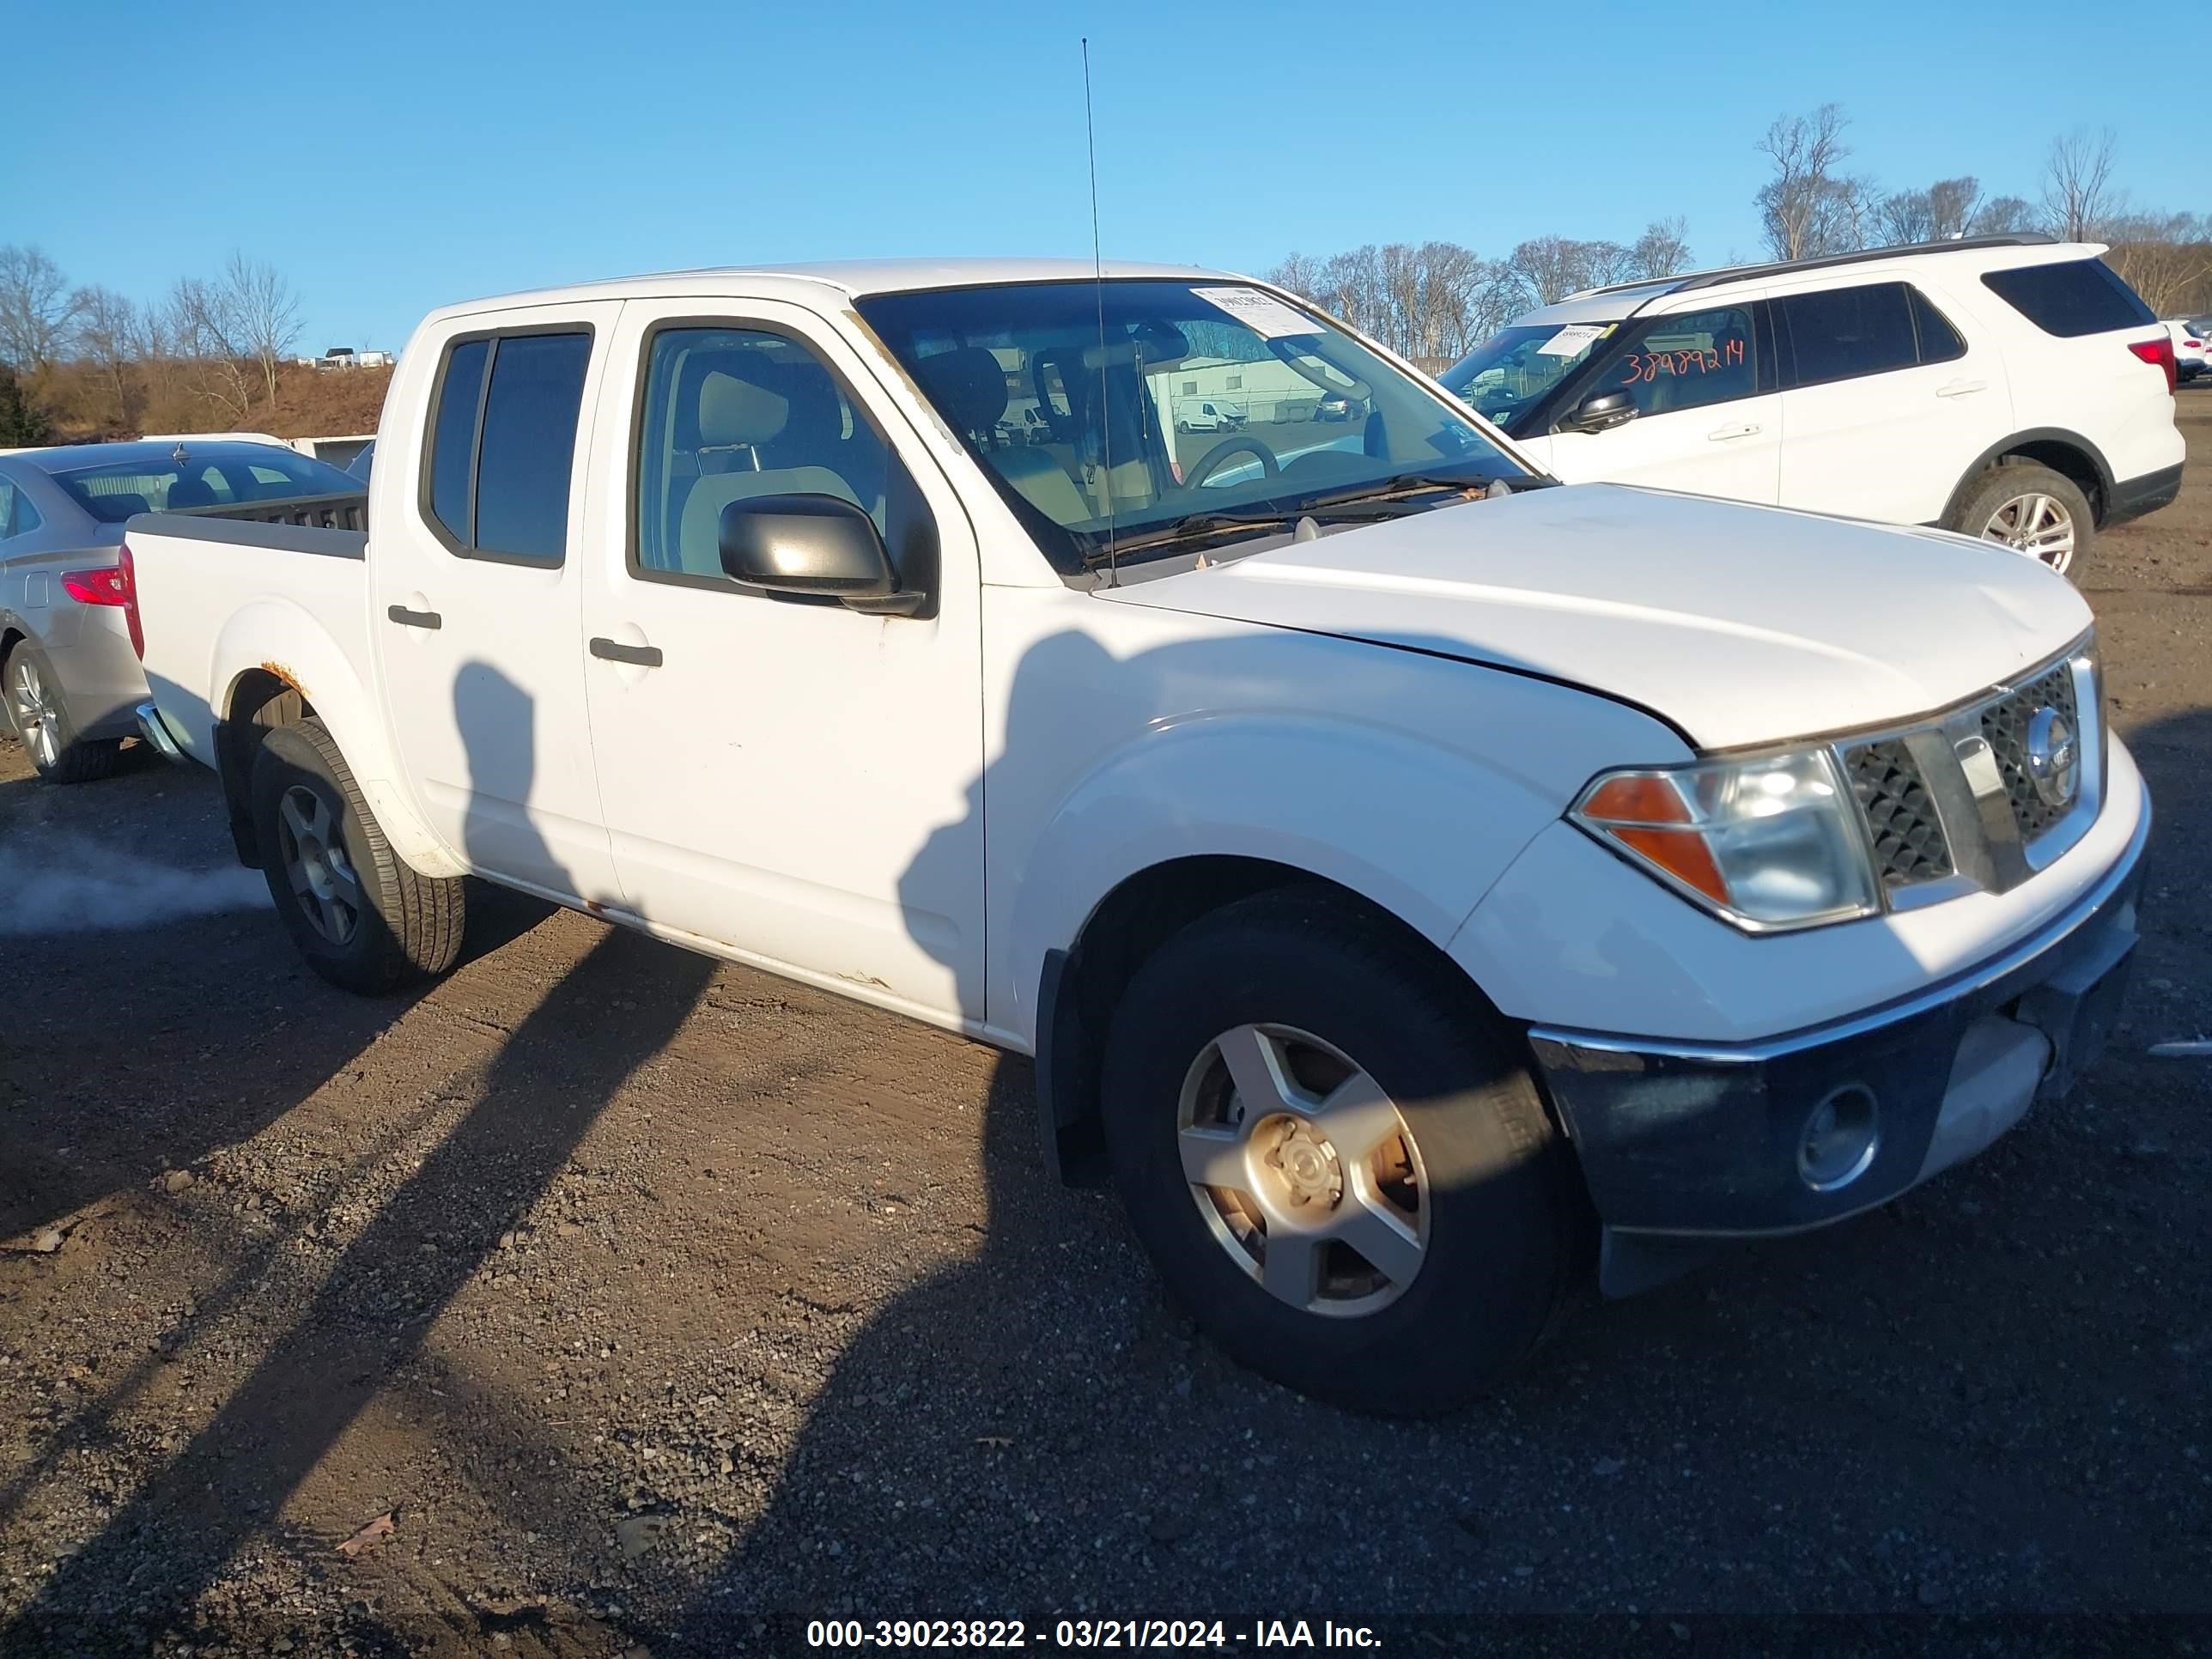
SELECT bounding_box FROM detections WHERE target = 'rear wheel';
[249,717,464,993]
[1100,889,1583,1415]
[3,640,124,784]
[1949,462,2095,580]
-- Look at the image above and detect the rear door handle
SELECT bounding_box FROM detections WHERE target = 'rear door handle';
[1936,378,1988,398]
[386,605,441,629]
[1706,422,1762,441]
[590,636,663,669]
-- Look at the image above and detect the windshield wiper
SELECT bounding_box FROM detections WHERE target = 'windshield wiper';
[1081,498,1426,565]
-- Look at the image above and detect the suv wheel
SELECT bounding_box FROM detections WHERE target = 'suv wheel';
[1100,888,1583,1415]
[1950,462,2095,579]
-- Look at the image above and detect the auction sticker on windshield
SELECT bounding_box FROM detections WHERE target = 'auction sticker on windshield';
[1193,286,1323,339]
[1536,323,1610,356]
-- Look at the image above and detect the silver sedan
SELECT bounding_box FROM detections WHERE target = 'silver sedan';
[0,440,360,782]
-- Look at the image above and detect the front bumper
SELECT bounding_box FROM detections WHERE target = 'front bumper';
[1528,805,2147,1286]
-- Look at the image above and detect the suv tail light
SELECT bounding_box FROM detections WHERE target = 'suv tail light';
[2128,334,2177,392]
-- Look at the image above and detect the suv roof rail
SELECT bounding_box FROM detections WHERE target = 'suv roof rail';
[1581,234,2062,308]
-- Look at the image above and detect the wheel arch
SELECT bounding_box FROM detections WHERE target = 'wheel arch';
[1942,428,2115,528]
[205,602,460,877]
[1034,854,1504,1185]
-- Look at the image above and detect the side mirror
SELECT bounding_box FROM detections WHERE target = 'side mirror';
[718,494,923,616]
[1565,390,1638,434]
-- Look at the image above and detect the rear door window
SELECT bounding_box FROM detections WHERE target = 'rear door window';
[1907,286,1967,363]
[1777,283,1918,388]
[1979,258,2155,337]
[422,329,592,563]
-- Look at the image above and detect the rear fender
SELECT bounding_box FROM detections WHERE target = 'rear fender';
[207,599,464,878]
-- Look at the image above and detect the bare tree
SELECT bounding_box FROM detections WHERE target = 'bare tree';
[1971,195,2039,236]
[1926,177,1984,241]
[1876,189,1936,246]
[1754,105,1853,261]
[1503,234,1635,308]
[70,285,144,428]
[2042,127,2119,241]
[165,276,256,424]
[2101,212,2212,316]
[1263,252,1325,304]
[0,244,82,372]
[219,252,302,405]
[1631,217,1694,278]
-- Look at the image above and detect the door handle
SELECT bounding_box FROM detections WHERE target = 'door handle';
[1936,379,1988,398]
[386,605,441,629]
[590,636,663,669]
[1706,422,1762,441]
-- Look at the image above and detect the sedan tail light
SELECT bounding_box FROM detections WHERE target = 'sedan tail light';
[59,566,130,605]
[2128,335,2177,392]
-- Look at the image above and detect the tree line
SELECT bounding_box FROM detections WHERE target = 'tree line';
[1267,111,2211,362]
[0,246,305,445]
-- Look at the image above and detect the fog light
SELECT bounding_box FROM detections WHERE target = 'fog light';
[1799,1085,1880,1191]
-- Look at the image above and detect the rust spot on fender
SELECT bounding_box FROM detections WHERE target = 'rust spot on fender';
[258,661,307,699]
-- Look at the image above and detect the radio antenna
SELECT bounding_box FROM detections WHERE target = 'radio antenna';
[1082,36,1116,585]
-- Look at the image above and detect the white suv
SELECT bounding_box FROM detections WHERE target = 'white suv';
[1441,237,2184,578]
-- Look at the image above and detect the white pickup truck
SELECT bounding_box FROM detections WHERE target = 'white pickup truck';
[123,259,2148,1414]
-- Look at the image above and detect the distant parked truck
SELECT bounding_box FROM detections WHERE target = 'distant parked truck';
[301,347,396,370]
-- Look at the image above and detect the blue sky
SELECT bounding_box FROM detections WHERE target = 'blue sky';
[11,0,2203,355]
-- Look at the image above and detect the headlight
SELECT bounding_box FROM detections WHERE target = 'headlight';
[1571,749,1878,931]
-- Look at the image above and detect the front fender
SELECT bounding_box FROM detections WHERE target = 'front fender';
[1006,712,1573,1044]
[205,599,463,878]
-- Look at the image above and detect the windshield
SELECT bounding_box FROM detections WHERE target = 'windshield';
[1439,321,1622,434]
[53,444,361,523]
[857,279,1524,572]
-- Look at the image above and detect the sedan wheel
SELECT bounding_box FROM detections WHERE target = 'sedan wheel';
[9,657,60,771]
[1981,490,2076,574]
[1178,1022,1429,1318]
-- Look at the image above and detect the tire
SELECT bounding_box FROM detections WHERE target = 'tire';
[1947,461,2095,580]
[3,639,124,785]
[1099,888,1583,1415]
[249,717,464,994]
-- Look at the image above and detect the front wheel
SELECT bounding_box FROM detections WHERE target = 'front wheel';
[249,717,465,994]
[1949,462,2095,580]
[1100,889,1583,1415]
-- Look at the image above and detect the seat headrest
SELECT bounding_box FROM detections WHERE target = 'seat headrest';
[165,477,218,509]
[699,371,788,447]
[917,347,1009,437]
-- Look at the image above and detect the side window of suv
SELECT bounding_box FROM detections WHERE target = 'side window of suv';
[1776,283,1922,388]
[1603,304,1759,418]
[423,329,593,564]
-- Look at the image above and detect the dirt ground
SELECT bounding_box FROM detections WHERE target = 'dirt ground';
[3,400,2209,1656]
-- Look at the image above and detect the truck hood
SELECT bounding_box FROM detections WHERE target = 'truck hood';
[1095,484,2094,749]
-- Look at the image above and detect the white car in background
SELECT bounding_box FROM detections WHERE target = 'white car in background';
[1441,237,2183,579]
[2166,319,2206,382]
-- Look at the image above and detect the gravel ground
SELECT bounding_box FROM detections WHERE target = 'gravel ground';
[3,402,2209,1657]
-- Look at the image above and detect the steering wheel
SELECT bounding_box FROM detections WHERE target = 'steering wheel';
[1182,434,1280,490]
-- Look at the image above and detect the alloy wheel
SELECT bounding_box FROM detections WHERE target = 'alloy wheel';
[1176,1023,1429,1317]
[9,659,59,770]
[1981,491,2076,574]
[276,783,363,944]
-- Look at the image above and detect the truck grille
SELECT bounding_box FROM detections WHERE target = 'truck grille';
[1979,661,2080,843]
[1844,739,1953,889]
